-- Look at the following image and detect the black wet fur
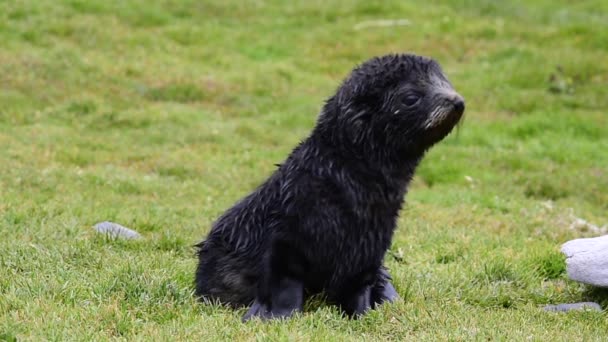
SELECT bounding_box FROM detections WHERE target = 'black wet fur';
[194,53,465,321]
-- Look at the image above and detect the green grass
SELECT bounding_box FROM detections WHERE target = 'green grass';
[1,0,608,340]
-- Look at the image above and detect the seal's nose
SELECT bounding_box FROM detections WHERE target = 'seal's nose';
[441,90,465,115]
[449,93,465,115]
[453,97,465,114]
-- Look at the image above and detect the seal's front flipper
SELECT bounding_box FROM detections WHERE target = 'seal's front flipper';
[371,267,399,308]
[242,277,304,322]
[340,285,372,318]
[242,298,267,322]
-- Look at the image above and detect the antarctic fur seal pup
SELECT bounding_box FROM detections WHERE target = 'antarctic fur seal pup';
[195,53,465,321]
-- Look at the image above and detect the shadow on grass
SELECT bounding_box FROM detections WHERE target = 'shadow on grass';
[582,287,608,309]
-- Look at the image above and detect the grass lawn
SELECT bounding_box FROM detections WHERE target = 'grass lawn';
[1,0,608,340]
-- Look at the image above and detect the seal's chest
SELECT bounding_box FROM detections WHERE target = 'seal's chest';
[313,215,395,276]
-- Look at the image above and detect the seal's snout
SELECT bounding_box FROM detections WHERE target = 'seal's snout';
[422,90,465,132]
[451,95,465,115]
[442,91,465,115]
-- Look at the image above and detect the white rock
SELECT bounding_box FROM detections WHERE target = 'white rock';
[94,221,141,240]
[561,235,608,287]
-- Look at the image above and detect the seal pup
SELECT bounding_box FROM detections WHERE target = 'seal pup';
[195,53,465,321]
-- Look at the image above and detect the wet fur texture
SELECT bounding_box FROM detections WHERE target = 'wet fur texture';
[195,53,465,320]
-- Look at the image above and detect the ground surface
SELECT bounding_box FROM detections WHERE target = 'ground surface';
[1,0,607,340]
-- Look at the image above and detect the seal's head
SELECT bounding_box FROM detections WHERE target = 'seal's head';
[317,53,465,158]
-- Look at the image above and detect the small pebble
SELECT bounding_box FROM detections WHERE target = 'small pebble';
[544,302,602,312]
[94,221,141,240]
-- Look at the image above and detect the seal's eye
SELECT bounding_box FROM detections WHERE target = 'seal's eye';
[402,93,421,107]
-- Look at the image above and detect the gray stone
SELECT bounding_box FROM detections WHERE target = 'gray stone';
[94,221,141,240]
[561,234,608,287]
[544,302,602,312]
